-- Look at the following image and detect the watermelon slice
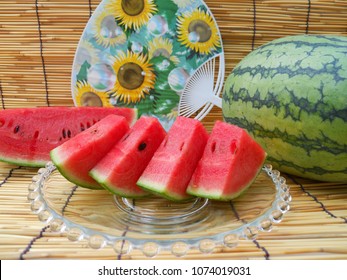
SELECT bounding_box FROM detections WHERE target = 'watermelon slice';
[90,116,166,198]
[50,115,129,189]
[137,117,209,201]
[0,107,137,167]
[187,121,267,201]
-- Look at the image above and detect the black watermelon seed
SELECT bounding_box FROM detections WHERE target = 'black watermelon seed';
[138,142,147,151]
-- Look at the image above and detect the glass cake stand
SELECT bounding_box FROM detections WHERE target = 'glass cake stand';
[28,162,291,257]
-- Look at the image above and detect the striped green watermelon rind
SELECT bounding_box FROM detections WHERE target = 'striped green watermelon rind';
[222,35,347,182]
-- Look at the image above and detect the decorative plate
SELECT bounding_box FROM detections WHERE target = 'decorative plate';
[28,163,291,257]
[71,0,225,127]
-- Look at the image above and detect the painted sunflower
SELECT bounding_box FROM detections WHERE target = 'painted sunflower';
[93,10,126,47]
[74,81,112,107]
[75,40,98,67]
[111,51,155,103]
[177,9,221,55]
[148,37,179,65]
[107,0,157,30]
[166,108,179,120]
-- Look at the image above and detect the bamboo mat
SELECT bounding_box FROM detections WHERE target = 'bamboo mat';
[0,0,347,259]
[0,161,346,260]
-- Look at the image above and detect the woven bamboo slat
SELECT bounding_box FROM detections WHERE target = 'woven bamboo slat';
[0,0,346,259]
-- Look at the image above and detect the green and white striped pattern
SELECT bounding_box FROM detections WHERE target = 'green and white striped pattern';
[223,35,347,182]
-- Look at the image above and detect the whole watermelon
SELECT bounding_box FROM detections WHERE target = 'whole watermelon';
[222,35,347,182]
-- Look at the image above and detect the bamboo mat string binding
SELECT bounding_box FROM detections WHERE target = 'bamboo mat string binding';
[230,201,271,260]
[289,175,347,223]
[117,199,135,260]
[0,166,22,187]
[19,225,50,260]
[88,0,93,18]
[251,0,257,50]
[306,0,311,34]
[35,0,50,107]
[61,185,79,216]
[0,81,5,110]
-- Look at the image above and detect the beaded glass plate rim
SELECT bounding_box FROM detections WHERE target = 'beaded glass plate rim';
[28,162,291,257]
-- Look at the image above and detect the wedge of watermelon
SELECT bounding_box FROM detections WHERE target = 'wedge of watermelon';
[90,116,166,198]
[50,114,129,189]
[137,117,209,201]
[187,121,267,201]
[0,107,137,167]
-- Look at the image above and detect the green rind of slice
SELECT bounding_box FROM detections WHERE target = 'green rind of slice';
[50,150,102,190]
[187,181,252,201]
[187,165,264,201]
[90,170,150,199]
[137,179,192,203]
[101,182,150,199]
[0,155,46,168]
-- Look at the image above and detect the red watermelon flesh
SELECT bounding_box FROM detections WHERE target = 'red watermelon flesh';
[90,116,166,198]
[50,114,129,189]
[0,107,137,167]
[187,121,267,201]
[137,116,209,201]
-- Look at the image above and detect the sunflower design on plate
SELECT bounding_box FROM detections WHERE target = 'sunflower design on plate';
[177,8,221,55]
[148,37,179,65]
[93,10,127,47]
[107,0,158,30]
[111,51,155,104]
[74,81,113,107]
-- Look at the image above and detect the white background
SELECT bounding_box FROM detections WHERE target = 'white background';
[2,260,345,280]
